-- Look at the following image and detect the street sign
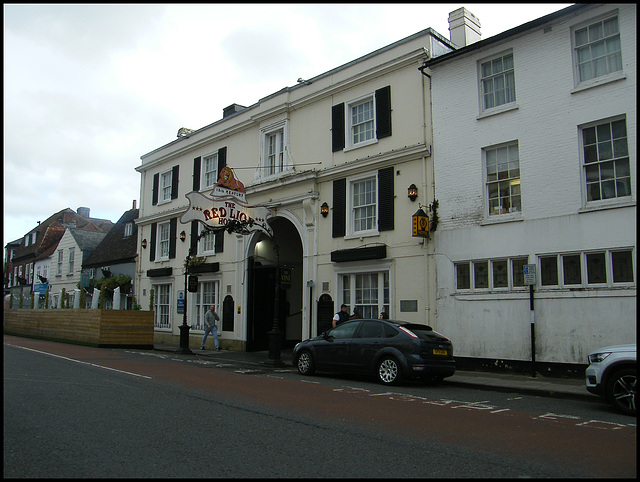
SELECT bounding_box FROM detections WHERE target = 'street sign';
[35,283,48,295]
[524,264,536,285]
[80,273,90,288]
[177,290,185,314]
[412,208,429,238]
[188,275,199,292]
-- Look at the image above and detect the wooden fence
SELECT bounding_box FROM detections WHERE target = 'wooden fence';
[3,309,154,348]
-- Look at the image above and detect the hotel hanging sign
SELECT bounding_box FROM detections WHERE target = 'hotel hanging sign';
[180,166,272,236]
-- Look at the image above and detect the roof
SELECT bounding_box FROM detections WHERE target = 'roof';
[8,208,114,264]
[68,228,107,251]
[82,208,139,269]
[422,4,586,68]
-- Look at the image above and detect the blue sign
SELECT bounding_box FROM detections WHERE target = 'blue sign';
[177,290,185,314]
[35,283,48,294]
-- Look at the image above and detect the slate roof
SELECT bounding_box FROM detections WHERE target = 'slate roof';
[9,208,114,264]
[82,208,139,268]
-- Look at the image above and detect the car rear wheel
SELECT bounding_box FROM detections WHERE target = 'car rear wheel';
[296,350,316,376]
[606,367,636,416]
[377,357,402,385]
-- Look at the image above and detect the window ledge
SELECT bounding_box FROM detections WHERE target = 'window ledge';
[571,71,626,94]
[579,198,635,213]
[343,138,378,153]
[480,214,524,226]
[344,230,379,241]
[476,103,519,120]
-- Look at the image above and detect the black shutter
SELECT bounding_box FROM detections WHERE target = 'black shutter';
[332,178,346,238]
[171,165,179,200]
[218,147,227,175]
[378,167,394,231]
[152,174,159,205]
[169,218,177,259]
[375,86,392,139]
[193,157,201,191]
[190,221,199,254]
[150,223,157,261]
[215,231,224,253]
[332,103,345,152]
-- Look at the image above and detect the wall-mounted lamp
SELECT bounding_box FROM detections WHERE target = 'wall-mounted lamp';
[141,239,147,249]
[320,202,329,218]
[407,184,418,202]
[180,231,186,242]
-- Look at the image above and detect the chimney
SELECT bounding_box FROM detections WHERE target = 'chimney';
[77,207,90,218]
[448,8,481,47]
[223,103,247,118]
[132,200,137,209]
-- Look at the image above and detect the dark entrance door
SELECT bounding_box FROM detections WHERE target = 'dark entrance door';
[246,260,274,351]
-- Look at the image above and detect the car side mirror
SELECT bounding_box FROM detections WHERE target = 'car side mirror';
[322,331,333,341]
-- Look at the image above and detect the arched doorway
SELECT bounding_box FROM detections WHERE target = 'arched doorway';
[246,217,303,351]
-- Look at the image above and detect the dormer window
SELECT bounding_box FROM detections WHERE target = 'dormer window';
[124,222,133,237]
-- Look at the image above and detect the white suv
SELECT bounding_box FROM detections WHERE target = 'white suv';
[585,344,636,416]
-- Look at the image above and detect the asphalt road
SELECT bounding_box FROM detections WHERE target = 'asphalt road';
[4,337,636,478]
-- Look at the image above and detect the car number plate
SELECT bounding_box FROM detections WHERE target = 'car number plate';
[432,348,448,356]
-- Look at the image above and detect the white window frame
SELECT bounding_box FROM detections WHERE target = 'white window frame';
[479,50,516,113]
[455,256,529,292]
[152,283,172,330]
[336,261,392,319]
[156,221,171,261]
[193,279,220,331]
[571,12,623,88]
[197,231,216,256]
[579,116,631,207]
[68,247,75,275]
[124,222,133,237]
[345,94,377,150]
[538,249,635,289]
[345,172,378,238]
[483,141,521,217]
[159,169,173,204]
[201,152,219,190]
[57,250,63,276]
[258,120,289,180]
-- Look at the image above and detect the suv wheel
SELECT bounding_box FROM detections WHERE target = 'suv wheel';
[605,367,636,416]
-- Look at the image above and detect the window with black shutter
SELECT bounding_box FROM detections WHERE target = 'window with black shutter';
[171,165,179,200]
[193,157,201,191]
[331,103,345,152]
[169,218,177,259]
[152,174,159,205]
[375,86,392,139]
[378,167,394,231]
[332,178,346,238]
[150,223,157,261]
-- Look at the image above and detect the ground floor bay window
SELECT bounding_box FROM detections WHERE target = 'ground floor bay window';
[339,270,390,319]
[152,283,172,329]
[192,280,220,331]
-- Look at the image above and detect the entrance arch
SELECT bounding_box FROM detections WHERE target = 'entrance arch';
[246,216,303,351]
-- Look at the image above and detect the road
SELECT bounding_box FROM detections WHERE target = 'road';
[4,335,636,478]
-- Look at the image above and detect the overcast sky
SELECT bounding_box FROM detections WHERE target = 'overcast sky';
[3,3,572,249]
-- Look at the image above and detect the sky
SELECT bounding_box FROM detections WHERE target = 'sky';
[3,3,573,250]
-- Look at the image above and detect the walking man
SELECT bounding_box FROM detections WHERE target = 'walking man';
[201,305,220,351]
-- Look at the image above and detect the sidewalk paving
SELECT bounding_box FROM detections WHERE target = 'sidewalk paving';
[154,343,593,402]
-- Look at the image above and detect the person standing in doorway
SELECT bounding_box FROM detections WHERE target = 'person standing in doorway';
[332,304,350,328]
[201,305,220,351]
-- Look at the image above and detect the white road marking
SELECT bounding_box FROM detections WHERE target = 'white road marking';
[6,343,152,379]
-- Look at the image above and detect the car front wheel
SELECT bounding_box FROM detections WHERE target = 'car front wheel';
[377,357,402,385]
[606,367,636,416]
[296,350,316,376]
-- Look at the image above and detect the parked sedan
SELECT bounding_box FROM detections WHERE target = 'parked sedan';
[293,319,455,385]
[585,344,636,416]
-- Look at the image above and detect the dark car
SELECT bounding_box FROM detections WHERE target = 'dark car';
[292,319,455,385]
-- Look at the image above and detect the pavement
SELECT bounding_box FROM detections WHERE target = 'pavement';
[153,343,593,402]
